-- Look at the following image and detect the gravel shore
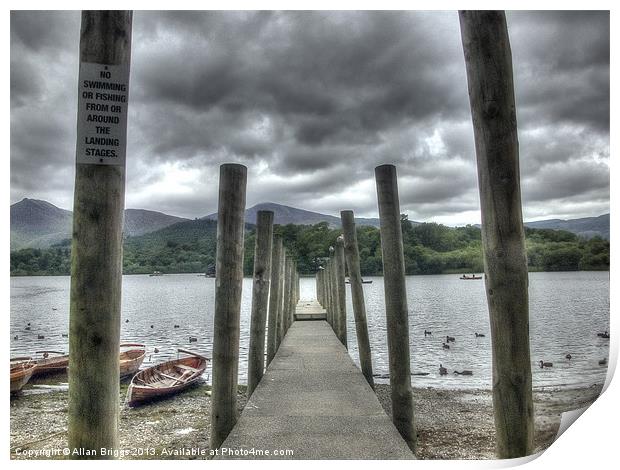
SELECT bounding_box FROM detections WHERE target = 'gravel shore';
[10,377,602,460]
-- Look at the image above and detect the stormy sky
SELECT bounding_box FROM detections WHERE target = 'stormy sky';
[10,10,609,225]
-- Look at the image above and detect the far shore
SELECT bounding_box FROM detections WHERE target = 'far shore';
[10,380,603,460]
[9,269,611,278]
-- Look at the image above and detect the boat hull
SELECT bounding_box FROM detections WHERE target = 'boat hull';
[126,356,207,407]
[10,363,36,393]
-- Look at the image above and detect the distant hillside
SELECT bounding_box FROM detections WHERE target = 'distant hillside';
[205,202,384,228]
[525,214,609,240]
[10,198,188,250]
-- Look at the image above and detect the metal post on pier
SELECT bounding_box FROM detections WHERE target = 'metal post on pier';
[375,164,415,452]
[210,163,248,450]
[266,235,283,366]
[247,210,274,397]
[68,10,132,459]
[459,10,533,458]
[341,210,374,388]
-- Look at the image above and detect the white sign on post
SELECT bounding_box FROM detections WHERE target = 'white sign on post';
[76,62,129,166]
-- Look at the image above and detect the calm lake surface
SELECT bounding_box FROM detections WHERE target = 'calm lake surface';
[10,271,609,391]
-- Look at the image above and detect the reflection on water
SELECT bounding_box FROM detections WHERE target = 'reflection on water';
[10,271,609,390]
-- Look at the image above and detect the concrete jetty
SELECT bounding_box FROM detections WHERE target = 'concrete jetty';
[217,300,414,459]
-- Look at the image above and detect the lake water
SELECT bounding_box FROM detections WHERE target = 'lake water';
[10,271,609,391]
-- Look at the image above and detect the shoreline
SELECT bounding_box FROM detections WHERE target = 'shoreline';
[10,380,603,460]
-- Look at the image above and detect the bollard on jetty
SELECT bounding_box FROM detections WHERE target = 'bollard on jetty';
[460,10,534,458]
[247,210,274,397]
[341,210,374,388]
[266,235,283,366]
[334,236,348,348]
[210,163,248,450]
[68,10,132,458]
[375,164,416,452]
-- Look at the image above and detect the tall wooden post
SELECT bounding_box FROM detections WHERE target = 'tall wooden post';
[335,237,348,348]
[276,250,287,349]
[459,10,533,458]
[266,235,283,366]
[247,210,274,397]
[68,11,132,458]
[328,249,336,330]
[341,210,374,388]
[210,163,247,450]
[375,164,415,451]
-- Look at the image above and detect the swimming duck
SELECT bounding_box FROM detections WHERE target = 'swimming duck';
[37,334,45,339]
[475,333,485,338]
[454,370,473,376]
[13,335,18,340]
[424,330,432,336]
[446,336,456,343]
[565,354,572,360]
[539,360,553,368]
[150,325,154,328]
[62,333,68,337]
[125,319,129,323]
[174,325,180,329]
[442,343,450,350]
[25,327,31,331]
[597,331,610,339]
[599,358,607,366]
[439,364,448,375]
[189,336,198,343]
[153,347,160,353]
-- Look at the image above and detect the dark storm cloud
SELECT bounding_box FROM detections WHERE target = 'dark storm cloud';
[10,10,609,223]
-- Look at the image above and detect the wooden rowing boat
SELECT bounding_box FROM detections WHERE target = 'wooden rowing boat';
[10,358,36,394]
[126,349,209,407]
[119,343,147,379]
[32,350,69,376]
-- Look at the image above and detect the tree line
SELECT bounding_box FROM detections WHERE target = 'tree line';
[10,217,609,276]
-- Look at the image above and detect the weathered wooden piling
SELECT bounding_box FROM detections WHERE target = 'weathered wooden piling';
[334,237,348,348]
[266,235,283,366]
[68,10,132,458]
[247,210,274,398]
[341,210,374,388]
[210,163,248,450]
[375,164,415,451]
[275,248,286,351]
[327,248,336,330]
[459,10,534,458]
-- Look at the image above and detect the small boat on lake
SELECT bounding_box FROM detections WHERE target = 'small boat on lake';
[345,278,373,284]
[10,358,36,394]
[126,349,209,407]
[149,271,164,277]
[32,350,69,376]
[119,343,147,379]
[460,274,482,280]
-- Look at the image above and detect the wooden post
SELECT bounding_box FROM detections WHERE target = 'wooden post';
[210,163,247,450]
[459,10,533,458]
[68,11,132,458]
[375,164,415,451]
[266,235,283,366]
[328,249,336,330]
[341,210,374,388]
[275,250,287,349]
[247,210,274,397]
[335,237,348,348]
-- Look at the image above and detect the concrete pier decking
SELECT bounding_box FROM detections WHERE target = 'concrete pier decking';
[218,301,414,459]
[294,299,327,321]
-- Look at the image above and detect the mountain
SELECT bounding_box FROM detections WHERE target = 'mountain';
[123,209,188,237]
[204,202,383,228]
[10,198,188,250]
[524,214,609,240]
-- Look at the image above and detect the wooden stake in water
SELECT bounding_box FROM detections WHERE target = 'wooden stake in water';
[68,10,132,459]
[459,10,533,458]
[210,163,247,450]
[266,235,283,366]
[247,210,274,397]
[341,210,374,388]
[375,164,415,451]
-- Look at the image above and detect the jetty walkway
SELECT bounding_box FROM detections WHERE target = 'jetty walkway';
[218,300,413,459]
